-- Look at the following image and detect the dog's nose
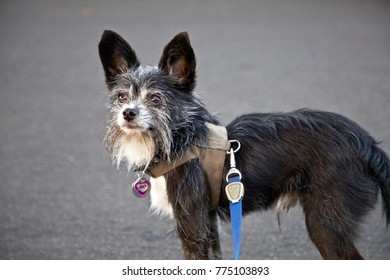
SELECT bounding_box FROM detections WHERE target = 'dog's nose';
[123,108,138,121]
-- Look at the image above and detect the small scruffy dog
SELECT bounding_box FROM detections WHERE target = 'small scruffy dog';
[98,30,390,259]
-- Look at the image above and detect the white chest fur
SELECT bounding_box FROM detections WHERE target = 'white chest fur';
[117,132,155,169]
[149,176,173,218]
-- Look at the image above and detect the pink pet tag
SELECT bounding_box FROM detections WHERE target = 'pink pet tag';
[132,176,151,198]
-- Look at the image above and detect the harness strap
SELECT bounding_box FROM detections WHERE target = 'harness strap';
[146,122,230,210]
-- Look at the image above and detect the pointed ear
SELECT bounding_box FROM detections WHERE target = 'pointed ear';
[98,30,140,86]
[158,32,196,92]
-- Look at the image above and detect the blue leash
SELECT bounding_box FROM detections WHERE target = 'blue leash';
[225,142,244,260]
[227,175,243,260]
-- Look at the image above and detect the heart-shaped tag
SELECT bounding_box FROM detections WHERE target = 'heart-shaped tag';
[132,177,151,198]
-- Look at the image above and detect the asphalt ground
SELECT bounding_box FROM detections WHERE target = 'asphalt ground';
[0,0,389,259]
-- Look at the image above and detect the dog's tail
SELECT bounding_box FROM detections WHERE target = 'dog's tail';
[367,145,390,226]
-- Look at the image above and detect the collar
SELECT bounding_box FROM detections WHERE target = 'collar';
[145,122,230,210]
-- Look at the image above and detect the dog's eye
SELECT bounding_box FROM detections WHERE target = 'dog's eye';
[117,91,128,102]
[149,94,161,105]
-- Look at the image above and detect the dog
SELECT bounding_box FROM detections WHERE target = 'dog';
[98,30,390,259]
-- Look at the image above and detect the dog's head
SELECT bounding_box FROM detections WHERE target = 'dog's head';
[99,31,213,169]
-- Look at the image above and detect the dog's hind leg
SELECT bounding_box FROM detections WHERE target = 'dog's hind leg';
[305,225,364,259]
[300,187,367,259]
[303,210,364,259]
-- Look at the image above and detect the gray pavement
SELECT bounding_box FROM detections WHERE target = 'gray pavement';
[0,0,389,259]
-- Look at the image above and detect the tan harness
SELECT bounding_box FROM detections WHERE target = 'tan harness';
[146,123,230,210]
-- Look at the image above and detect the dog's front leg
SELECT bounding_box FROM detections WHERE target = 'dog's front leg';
[208,210,222,260]
[174,208,211,260]
[174,209,222,260]
[167,162,215,259]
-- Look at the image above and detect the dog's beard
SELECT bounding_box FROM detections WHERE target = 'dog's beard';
[112,129,156,170]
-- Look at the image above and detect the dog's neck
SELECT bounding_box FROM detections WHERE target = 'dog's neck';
[146,122,230,210]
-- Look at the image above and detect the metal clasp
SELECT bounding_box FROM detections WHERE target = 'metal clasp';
[226,167,242,182]
[225,140,245,203]
[226,140,242,182]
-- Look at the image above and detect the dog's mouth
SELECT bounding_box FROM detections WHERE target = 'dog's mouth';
[119,122,154,135]
[120,123,143,133]
[122,122,141,129]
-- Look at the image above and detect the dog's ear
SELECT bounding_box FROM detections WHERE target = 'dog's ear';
[98,30,140,86]
[158,32,196,92]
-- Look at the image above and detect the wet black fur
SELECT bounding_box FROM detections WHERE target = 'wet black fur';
[99,30,390,259]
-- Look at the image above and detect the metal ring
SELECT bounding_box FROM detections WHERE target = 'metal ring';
[227,140,241,154]
[226,168,242,181]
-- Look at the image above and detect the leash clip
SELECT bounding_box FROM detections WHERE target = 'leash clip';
[225,143,244,203]
[226,140,242,181]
